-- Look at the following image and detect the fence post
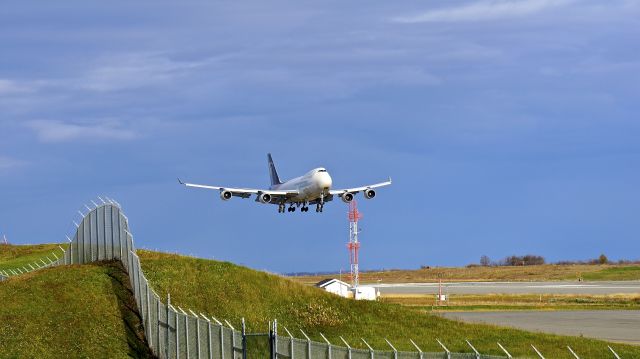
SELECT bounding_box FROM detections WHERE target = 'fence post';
[531,345,545,359]
[284,327,295,359]
[567,346,580,359]
[497,342,512,358]
[58,246,66,265]
[300,329,311,359]
[361,338,374,359]
[212,317,224,359]
[189,309,202,359]
[273,319,278,359]
[410,339,423,359]
[269,321,274,359]
[466,340,480,359]
[340,336,352,359]
[384,339,397,359]
[166,293,171,359]
[200,314,213,359]
[146,283,152,349]
[174,306,180,359]
[225,319,236,359]
[608,346,621,359]
[242,318,247,359]
[320,333,332,359]
[436,339,450,359]
[179,307,190,359]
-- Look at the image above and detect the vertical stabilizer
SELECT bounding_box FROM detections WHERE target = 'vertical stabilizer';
[267,153,283,187]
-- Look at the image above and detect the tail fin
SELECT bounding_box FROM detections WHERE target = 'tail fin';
[267,153,283,186]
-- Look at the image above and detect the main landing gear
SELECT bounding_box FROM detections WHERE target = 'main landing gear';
[278,201,322,213]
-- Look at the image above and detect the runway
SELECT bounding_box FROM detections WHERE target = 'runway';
[441,310,640,345]
[373,281,640,295]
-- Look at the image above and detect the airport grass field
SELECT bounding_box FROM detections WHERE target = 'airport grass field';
[2,244,640,358]
[382,293,640,311]
[292,263,640,284]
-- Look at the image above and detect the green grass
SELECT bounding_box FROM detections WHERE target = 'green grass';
[582,266,640,280]
[0,243,66,272]
[0,262,152,358]
[382,293,640,311]
[138,250,640,359]
[293,263,640,284]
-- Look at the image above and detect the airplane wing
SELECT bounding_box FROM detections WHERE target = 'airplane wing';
[178,179,298,200]
[329,178,392,195]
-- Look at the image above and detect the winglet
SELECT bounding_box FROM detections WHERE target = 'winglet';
[177,178,185,185]
[388,176,392,184]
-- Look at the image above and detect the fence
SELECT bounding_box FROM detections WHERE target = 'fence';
[0,199,624,359]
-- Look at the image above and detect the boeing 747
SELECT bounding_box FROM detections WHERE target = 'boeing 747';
[179,154,391,213]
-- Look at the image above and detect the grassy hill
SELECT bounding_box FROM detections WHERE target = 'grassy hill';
[138,250,640,359]
[0,243,66,272]
[291,264,640,284]
[0,261,152,358]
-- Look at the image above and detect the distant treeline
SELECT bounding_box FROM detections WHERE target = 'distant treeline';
[473,254,640,267]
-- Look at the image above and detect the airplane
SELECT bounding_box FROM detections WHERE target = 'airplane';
[178,153,391,213]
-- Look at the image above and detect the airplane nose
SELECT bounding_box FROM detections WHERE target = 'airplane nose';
[318,173,332,189]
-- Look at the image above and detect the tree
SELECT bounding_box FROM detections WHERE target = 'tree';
[598,254,608,264]
[480,255,491,266]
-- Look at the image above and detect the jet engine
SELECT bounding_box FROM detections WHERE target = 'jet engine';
[363,189,376,199]
[258,193,272,204]
[341,192,354,203]
[220,190,233,201]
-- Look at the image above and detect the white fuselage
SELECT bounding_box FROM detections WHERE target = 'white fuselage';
[271,168,332,202]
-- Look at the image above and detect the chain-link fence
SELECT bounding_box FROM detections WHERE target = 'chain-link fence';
[0,199,621,359]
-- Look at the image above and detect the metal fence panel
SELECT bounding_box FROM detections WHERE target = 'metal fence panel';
[398,351,422,359]
[292,338,309,359]
[276,336,292,358]
[158,300,169,359]
[374,351,395,359]
[187,315,198,359]
[332,346,350,359]
[311,342,329,359]
[423,353,448,359]
[97,206,105,260]
[451,354,479,359]
[222,327,234,359]
[104,205,114,259]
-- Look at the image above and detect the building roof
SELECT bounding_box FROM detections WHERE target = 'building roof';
[315,278,350,288]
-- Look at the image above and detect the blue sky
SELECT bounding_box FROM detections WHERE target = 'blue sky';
[1,0,639,272]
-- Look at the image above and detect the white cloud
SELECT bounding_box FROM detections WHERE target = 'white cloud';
[82,53,217,91]
[26,120,138,143]
[0,79,37,95]
[0,155,26,173]
[392,0,575,23]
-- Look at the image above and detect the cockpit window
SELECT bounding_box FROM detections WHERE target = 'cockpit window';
[318,169,327,172]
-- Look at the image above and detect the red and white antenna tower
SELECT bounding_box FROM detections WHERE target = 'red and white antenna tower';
[347,200,362,288]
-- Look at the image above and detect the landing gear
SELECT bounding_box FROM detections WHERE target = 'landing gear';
[278,203,285,213]
[316,192,325,212]
[287,205,296,212]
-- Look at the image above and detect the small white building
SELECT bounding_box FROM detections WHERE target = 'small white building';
[353,286,379,301]
[315,278,351,298]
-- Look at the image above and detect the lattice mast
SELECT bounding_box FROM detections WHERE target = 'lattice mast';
[347,200,362,288]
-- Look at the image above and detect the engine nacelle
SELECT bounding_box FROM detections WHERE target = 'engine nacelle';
[363,189,376,199]
[220,190,233,201]
[258,193,272,204]
[341,192,354,203]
